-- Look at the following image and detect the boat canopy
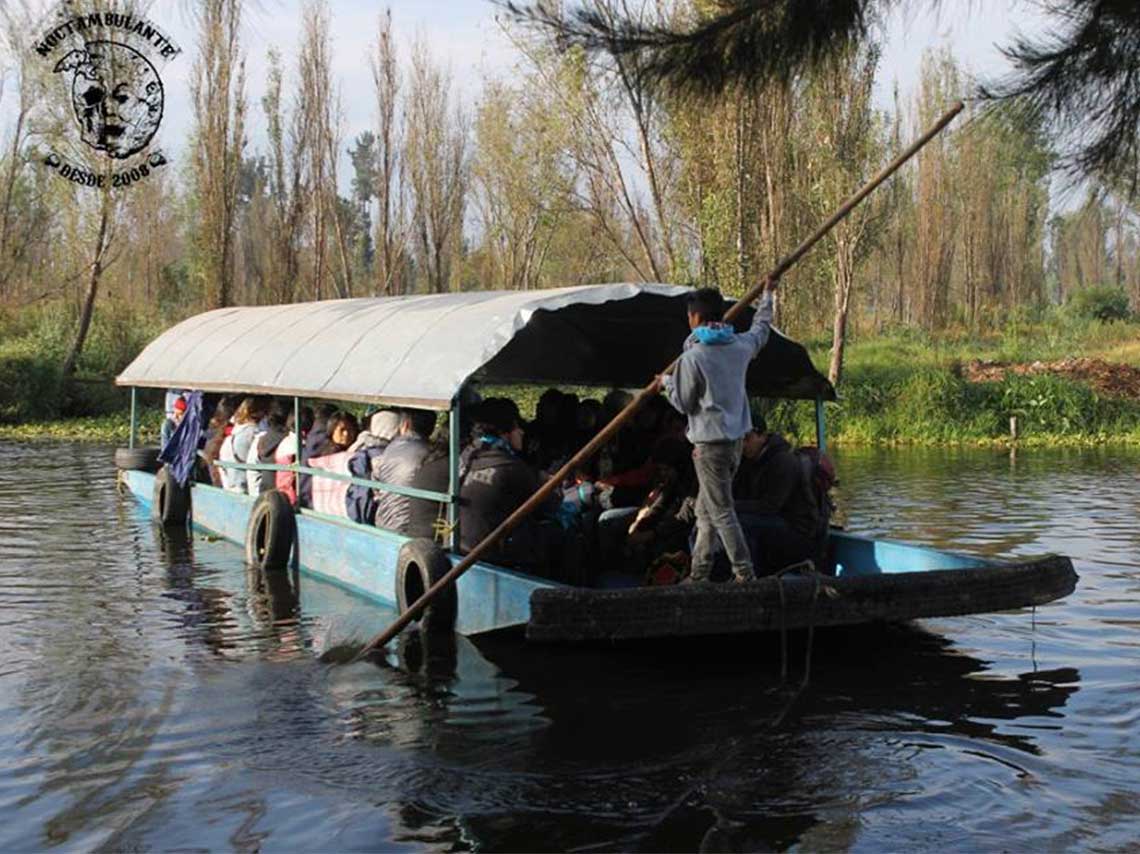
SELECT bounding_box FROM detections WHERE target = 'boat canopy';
[116,284,836,409]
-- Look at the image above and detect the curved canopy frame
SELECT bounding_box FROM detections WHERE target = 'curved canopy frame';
[116,284,836,407]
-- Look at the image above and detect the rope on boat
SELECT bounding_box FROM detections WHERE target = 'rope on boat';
[431,515,456,545]
[777,570,788,682]
[769,560,840,729]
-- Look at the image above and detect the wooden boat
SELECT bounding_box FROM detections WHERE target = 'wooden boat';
[115,284,1077,642]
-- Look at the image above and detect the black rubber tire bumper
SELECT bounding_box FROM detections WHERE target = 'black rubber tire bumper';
[396,539,458,634]
[151,466,191,526]
[245,491,297,570]
[527,555,1078,643]
[115,446,160,473]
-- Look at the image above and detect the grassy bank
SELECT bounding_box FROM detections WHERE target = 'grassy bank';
[2,303,1138,447]
[768,317,1140,447]
[772,368,1140,448]
[0,412,162,444]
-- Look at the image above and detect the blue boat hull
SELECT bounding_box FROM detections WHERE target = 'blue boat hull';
[124,471,559,636]
[124,471,1077,644]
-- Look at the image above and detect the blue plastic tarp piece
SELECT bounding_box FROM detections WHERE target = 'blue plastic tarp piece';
[158,391,204,487]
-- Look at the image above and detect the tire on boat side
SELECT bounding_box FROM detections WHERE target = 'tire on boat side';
[151,466,191,526]
[396,539,458,634]
[115,446,160,472]
[245,490,296,570]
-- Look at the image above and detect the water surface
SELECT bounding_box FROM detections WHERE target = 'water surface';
[0,442,1136,850]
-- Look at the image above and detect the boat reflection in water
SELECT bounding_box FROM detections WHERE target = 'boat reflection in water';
[145,516,1079,851]
[360,625,1076,851]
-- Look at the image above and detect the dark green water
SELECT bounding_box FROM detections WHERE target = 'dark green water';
[0,442,1137,851]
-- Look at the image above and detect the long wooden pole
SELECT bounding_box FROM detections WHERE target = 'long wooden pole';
[352,100,964,661]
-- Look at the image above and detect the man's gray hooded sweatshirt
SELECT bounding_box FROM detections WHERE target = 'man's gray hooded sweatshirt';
[662,291,774,443]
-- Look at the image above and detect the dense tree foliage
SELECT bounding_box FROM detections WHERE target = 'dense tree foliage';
[503,0,1140,188]
[0,1,1137,391]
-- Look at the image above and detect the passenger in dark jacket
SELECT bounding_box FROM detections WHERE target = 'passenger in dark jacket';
[299,404,337,509]
[733,425,822,574]
[373,409,437,532]
[526,388,575,472]
[303,404,337,460]
[405,441,451,540]
[345,410,402,524]
[404,404,476,542]
[458,398,556,571]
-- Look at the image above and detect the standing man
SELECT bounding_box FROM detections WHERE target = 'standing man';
[660,276,778,583]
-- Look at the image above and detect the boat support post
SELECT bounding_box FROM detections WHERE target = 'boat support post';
[129,386,138,449]
[815,396,826,452]
[293,396,302,463]
[448,394,461,551]
[293,396,302,570]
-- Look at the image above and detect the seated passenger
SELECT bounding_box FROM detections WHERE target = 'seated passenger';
[160,389,188,450]
[634,395,670,448]
[597,437,696,574]
[595,429,691,512]
[247,400,290,496]
[345,410,402,524]
[202,397,238,486]
[359,410,402,464]
[733,420,828,574]
[372,409,437,532]
[314,410,359,456]
[526,389,576,472]
[404,403,475,542]
[405,437,451,541]
[275,406,314,505]
[459,398,556,571]
[158,392,208,485]
[593,389,632,479]
[298,404,336,508]
[306,411,361,517]
[300,409,358,508]
[218,396,269,493]
[597,393,668,486]
[161,394,187,450]
[572,398,603,453]
[304,404,338,461]
[600,388,632,424]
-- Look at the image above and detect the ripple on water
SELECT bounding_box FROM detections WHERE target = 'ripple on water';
[0,441,1138,849]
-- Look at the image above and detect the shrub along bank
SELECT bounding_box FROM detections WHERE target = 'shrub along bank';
[0,412,161,444]
[770,367,1140,447]
[768,323,1140,446]
[0,302,162,424]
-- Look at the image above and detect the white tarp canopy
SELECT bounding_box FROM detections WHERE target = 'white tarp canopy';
[116,284,835,409]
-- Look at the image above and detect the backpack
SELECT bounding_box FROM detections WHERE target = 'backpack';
[795,445,837,541]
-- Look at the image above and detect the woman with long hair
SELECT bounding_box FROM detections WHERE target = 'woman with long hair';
[218,395,270,493]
